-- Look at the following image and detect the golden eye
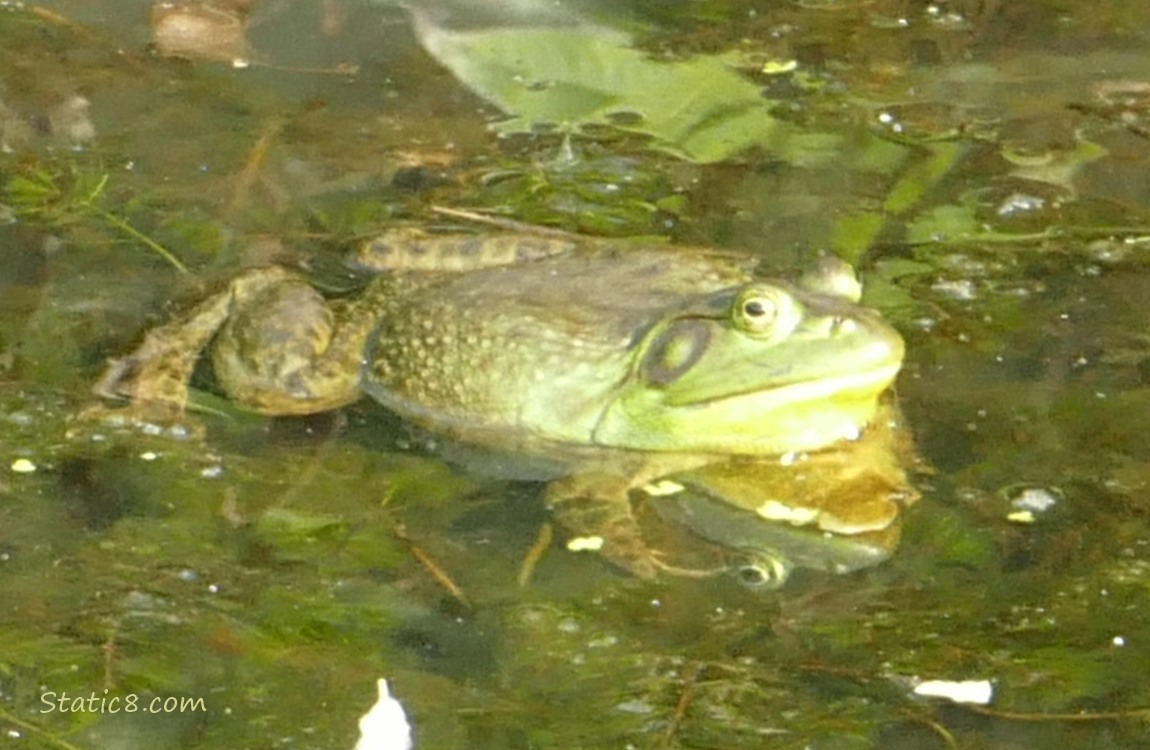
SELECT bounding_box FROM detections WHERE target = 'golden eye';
[733,287,791,335]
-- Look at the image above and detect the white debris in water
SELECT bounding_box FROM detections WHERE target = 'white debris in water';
[912,679,994,705]
[1011,487,1058,513]
[354,679,413,750]
[642,479,684,497]
[931,278,978,300]
[996,192,1046,216]
[1007,510,1036,524]
[10,458,36,473]
[615,699,654,715]
[566,535,605,552]
[761,59,798,75]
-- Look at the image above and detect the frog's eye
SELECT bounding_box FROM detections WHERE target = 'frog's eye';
[733,554,792,590]
[732,286,797,338]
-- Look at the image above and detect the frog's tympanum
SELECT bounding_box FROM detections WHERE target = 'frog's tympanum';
[96,228,916,585]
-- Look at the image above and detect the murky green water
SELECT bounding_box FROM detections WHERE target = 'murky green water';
[3,1,1150,748]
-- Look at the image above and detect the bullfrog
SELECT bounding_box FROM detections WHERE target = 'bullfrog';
[95,226,913,581]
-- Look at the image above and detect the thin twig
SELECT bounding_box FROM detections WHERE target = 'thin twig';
[968,704,1150,722]
[394,524,470,607]
[430,205,582,239]
[517,523,553,587]
[659,661,700,748]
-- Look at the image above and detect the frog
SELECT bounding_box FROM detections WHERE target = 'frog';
[94,225,912,581]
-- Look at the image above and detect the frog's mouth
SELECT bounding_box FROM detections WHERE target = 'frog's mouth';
[733,360,904,411]
[594,360,903,455]
[668,356,903,423]
[714,362,902,448]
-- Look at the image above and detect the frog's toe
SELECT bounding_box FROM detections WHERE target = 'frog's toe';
[92,350,198,411]
[68,402,205,443]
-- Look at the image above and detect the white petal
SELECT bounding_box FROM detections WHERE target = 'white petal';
[355,679,413,750]
[913,679,994,705]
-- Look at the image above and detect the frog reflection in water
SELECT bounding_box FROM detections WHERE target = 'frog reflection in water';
[97,227,916,585]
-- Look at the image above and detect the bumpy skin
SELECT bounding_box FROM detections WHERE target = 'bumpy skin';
[96,229,910,579]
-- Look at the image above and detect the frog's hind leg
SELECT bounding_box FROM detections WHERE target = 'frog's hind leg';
[96,267,368,417]
[209,269,373,416]
[94,282,236,411]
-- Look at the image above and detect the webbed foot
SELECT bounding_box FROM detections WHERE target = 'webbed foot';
[93,283,236,412]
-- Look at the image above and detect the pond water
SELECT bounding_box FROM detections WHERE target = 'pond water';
[3,1,1150,748]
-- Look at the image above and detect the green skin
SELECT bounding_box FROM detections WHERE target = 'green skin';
[98,229,907,580]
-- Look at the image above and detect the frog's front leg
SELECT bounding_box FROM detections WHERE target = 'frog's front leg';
[547,473,661,579]
[96,267,372,416]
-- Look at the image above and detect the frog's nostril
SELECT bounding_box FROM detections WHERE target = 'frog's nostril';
[831,317,858,336]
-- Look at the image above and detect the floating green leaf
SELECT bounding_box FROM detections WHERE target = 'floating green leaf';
[416,24,840,164]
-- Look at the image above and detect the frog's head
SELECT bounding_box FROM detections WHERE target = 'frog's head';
[594,258,904,455]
